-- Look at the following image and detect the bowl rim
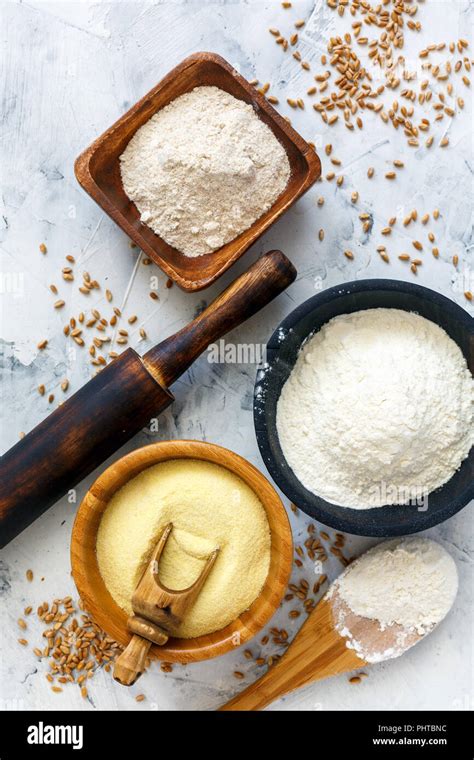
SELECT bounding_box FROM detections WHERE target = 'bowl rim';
[71,439,293,663]
[254,278,474,537]
[74,51,321,292]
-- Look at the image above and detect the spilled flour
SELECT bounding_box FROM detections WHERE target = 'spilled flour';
[277,308,473,508]
[120,86,290,256]
[328,537,458,662]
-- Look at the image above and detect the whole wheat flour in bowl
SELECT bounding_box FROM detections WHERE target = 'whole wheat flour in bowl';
[120,85,290,257]
[328,537,458,662]
[276,308,474,509]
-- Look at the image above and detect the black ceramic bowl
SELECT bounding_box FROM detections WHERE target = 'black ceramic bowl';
[254,279,474,537]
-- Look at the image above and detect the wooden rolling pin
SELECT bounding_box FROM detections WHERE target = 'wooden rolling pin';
[0,250,296,547]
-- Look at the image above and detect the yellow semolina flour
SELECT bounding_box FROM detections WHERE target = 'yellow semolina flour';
[96,459,271,638]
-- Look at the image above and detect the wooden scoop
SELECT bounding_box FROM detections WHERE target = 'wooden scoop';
[220,588,423,711]
[114,523,219,686]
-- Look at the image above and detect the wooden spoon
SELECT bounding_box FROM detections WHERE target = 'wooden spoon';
[220,590,422,711]
[114,523,219,686]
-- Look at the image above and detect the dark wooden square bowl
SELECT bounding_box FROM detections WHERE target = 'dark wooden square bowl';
[75,52,321,291]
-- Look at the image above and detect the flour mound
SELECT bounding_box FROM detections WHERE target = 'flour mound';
[276,308,473,509]
[335,537,458,633]
[96,459,271,638]
[328,537,458,662]
[120,86,290,257]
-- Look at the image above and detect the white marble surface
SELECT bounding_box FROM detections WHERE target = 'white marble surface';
[0,0,472,712]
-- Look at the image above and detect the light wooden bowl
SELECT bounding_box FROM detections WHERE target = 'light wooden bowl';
[74,51,321,292]
[71,440,293,663]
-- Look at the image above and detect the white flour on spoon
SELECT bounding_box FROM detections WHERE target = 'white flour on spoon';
[328,537,458,662]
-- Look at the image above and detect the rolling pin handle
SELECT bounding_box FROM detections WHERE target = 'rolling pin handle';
[143,250,297,387]
[0,250,296,548]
